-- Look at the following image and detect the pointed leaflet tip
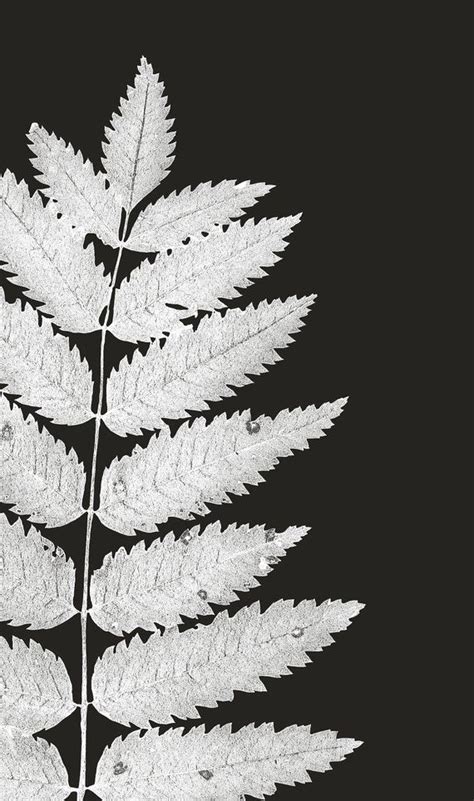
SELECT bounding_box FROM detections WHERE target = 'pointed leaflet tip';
[138,56,153,75]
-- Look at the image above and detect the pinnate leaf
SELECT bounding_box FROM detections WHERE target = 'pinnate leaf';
[109,215,300,343]
[0,170,110,332]
[92,598,363,727]
[125,179,273,252]
[0,637,75,734]
[0,294,92,425]
[98,400,347,535]
[90,522,308,633]
[0,731,69,800]
[93,725,361,801]
[28,125,123,247]
[0,395,85,527]
[0,517,76,629]
[104,295,315,436]
[103,56,175,212]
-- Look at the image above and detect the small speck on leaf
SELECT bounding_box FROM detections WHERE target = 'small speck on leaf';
[265,529,276,542]
[246,419,261,434]
[180,529,192,544]
[291,626,304,638]
[199,769,213,780]
[113,761,127,775]
[197,589,208,600]
[1,423,13,441]
[113,479,126,496]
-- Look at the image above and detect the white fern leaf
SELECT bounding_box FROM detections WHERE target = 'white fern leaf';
[104,295,315,436]
[93,724,361,801]
[102,56,175,213]
[98,400,347,535]
[0,395,85,526]
[92,598,362,727]
[125,179,273,252]
[109,215,300,343]
[0,295,92,425]
[0,170,110,333]
[28,125,123,247]
[0,731,69,800]
[0,517,76,629]
[90,522,308,633]
[0,637,74,734]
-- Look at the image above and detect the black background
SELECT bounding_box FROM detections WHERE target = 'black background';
[0,4,472,800]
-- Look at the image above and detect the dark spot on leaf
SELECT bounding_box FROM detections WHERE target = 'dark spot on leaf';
[1,423,13,441]
[113,479,126,495]
[113,761,127,775]
[265,529,276,542]
[180,529,192,544]
[291,626,304,638]
[197,589,208,600]
[246,419,260,434]
[199,769,213,780]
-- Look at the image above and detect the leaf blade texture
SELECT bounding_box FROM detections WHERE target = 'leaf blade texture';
[103,56,175,213]
[109,215,300,343]
[0,731,69,800]
[98,399,347,535]
[28,125,123,247]
[0,295,92,425]
[0,517,76,629]
[0,395,85,526]
[90,522,308,633]
[92,724,361,800]
[0,170,110,332]
[125,180,273,252]
[104,295,315,436]
[92,598,362,727]
[0,636,75,734]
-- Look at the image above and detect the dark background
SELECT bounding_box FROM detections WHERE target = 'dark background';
[0,3,471,800]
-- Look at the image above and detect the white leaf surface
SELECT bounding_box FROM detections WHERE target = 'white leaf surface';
[98,400,347,535]
[93,725,361,801]
[0,731,69,800]
[0,517,76,629]
[125,180,273,252]
[104,295,315,436]
[109,215,300,343]
[0,295,92,425]
[92,598,362,727]
[103,56,175,213]
[0,637,75,734]
[28,125,123,247]
[90,522,308,633]
[0,395,85,527]
[0,170,110,333]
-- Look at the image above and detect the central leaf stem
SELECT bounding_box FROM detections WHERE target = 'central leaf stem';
[77,234,127,800]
